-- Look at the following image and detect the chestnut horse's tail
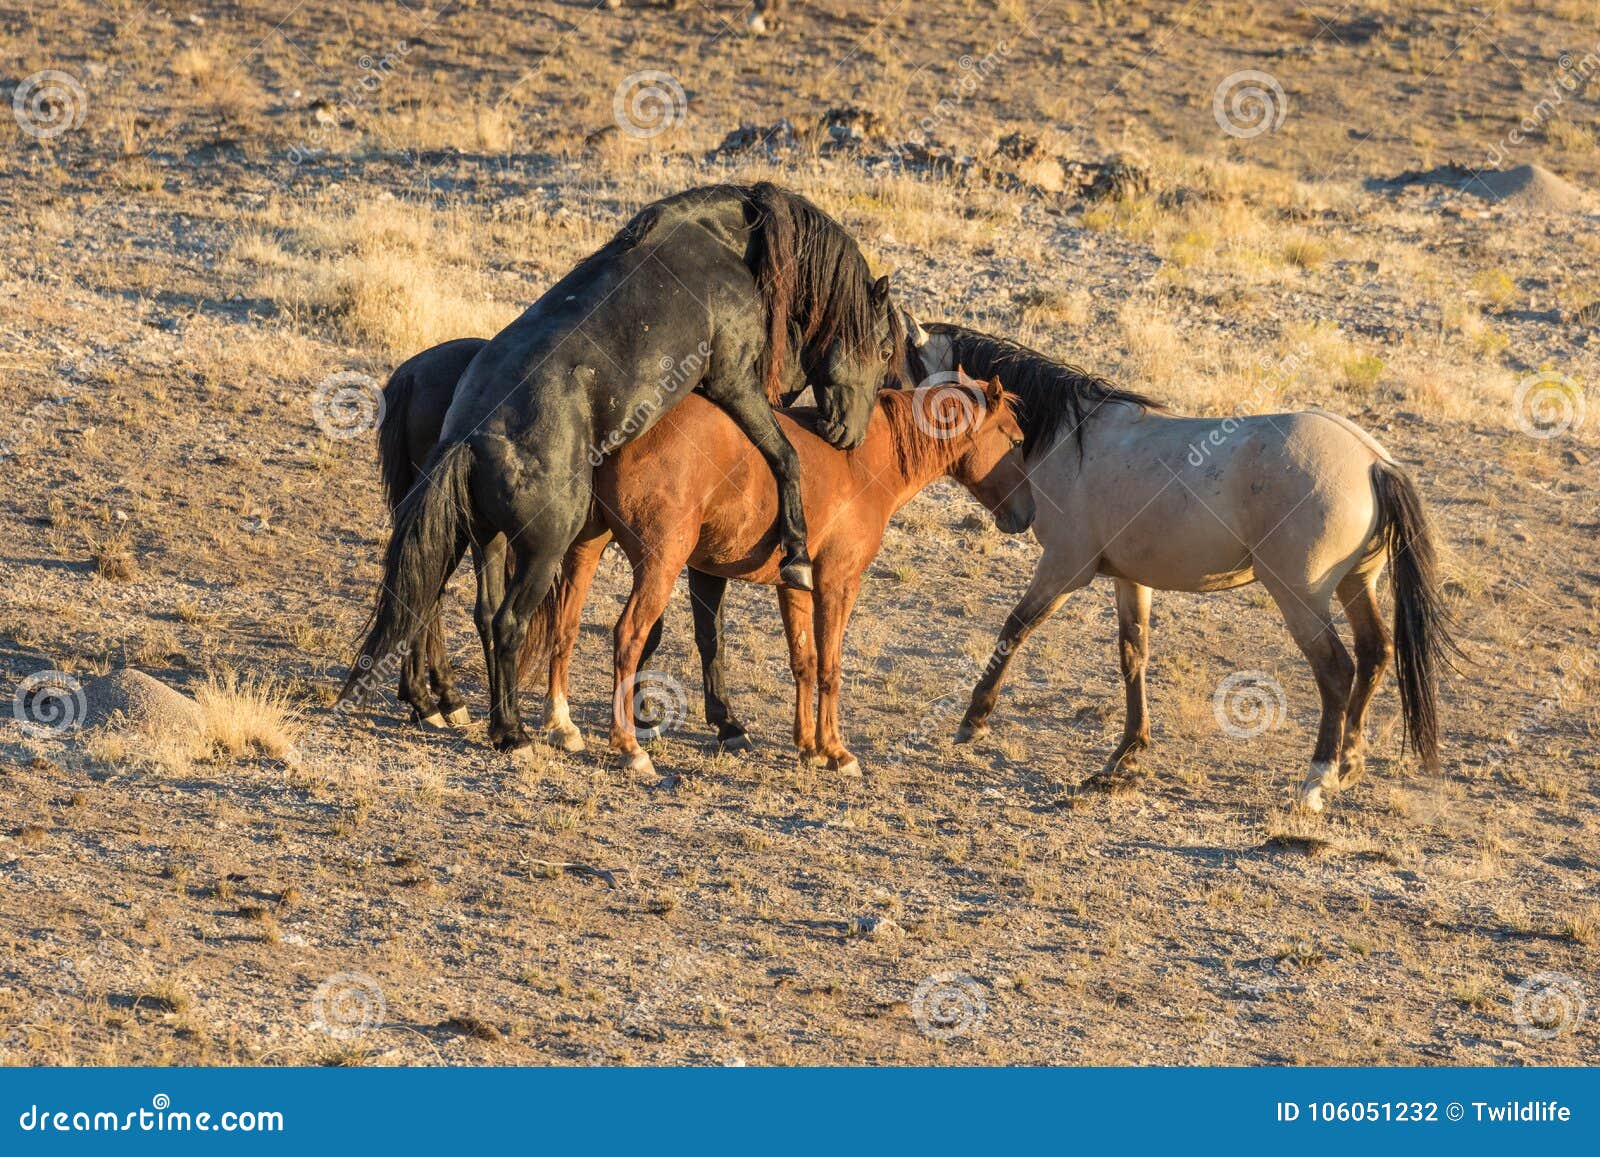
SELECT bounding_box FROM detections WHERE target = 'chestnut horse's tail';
[339,441,474,703]
[1371,461,1460,771]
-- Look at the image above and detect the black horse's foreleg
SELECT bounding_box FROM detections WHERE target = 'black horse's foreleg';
[698,387,814,590]
[687,570,750,751]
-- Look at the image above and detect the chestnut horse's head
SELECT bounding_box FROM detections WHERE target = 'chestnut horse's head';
[905,370,1035,535]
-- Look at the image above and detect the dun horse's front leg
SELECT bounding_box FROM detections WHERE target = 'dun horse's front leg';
[698,384,815,591]
[957,559,1084,743]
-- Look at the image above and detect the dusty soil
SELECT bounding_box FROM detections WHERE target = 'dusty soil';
[1,1,1597,1066]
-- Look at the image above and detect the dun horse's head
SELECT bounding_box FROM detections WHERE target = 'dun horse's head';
[939,371,1035,536]
[810,275,905,452]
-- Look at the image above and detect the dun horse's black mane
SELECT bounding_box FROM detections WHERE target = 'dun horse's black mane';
[572,183,901,403]
[926,323,1160,455]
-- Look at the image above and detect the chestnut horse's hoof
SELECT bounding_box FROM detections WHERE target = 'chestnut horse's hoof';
[954,719,989,744]
[799,749,827,768]
[779,560,814,591]
[546,724,585,753]
[829,756,861,778]
[444,706,471,728]
[622,749,656,776]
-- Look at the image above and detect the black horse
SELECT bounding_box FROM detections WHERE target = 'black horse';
[341,183,906,758]
[376,336,755,750]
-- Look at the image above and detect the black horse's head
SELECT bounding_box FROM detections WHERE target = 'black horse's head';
[749,184,911,452]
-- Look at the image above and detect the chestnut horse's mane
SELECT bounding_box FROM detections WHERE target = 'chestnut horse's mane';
[877,385,1018,481]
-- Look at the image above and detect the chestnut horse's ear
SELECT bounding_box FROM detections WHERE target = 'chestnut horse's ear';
[871,275,891,305]
[985,375,1005,406]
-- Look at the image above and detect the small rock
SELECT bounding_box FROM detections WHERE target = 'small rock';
[1563,448,1589,466]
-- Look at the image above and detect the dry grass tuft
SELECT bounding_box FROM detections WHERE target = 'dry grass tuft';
[196,671,300,759]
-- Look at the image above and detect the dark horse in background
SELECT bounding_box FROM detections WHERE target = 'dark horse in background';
[340,183,908,760]
[376,335,760,751]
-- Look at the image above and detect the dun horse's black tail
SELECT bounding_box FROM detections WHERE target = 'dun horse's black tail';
[339,441,474,703]
[1372,461,1460,771]
[377,363,418,516]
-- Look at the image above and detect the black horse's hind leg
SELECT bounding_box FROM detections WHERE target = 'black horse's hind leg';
[697,384,814,591]
[398,612,443,726]
[688,571,750,751]
[426,611,470,727]
[472,535,506,732]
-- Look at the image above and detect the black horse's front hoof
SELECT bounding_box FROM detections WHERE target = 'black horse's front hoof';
[779,560,814,591]
[718,731,754,755]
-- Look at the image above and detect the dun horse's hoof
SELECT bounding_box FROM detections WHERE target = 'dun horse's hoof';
[779,560,814,591]
[954,719,989,744]
[1296,761,1339,813]
[546,724,585,753]
[444,706,471,728]
[418,711,448,729]
[719,732,754,755]
[1338,753,1366,788]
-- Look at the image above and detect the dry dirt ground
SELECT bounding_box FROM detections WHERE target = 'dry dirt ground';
[1,0,1598,1065]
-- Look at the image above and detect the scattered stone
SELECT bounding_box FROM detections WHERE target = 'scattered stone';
[79,668,203,735]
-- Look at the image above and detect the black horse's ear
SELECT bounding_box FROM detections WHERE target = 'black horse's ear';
[871,275,891,305]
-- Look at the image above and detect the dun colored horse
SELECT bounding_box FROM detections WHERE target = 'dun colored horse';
[525,376,1035,777]
[904,321,1458,812]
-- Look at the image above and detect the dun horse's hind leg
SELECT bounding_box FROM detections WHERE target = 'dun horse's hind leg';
[1336,566,1392,789]
[956,558,1086,743]
[776,587,819,764]
[1263,580,1354,813]
[1099,579,1153,779]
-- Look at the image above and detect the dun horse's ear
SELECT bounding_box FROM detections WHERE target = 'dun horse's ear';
[954,363,977,388]
[871,275,891,306]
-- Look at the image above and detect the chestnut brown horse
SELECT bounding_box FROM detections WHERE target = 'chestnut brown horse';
[524,375,1035,777]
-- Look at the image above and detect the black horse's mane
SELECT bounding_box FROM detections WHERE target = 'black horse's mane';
[925,323,1160,455]
[571,183,899,403]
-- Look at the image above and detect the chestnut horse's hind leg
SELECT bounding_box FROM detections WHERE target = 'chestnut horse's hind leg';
[610,560,682,777]
[1336,566,1392,789]
[1262,579,1354,813]
[543,534,608,753]
[1099,579,1153,779]
[957,554,1087,743]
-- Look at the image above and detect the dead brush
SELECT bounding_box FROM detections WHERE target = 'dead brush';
[195,669,301,760]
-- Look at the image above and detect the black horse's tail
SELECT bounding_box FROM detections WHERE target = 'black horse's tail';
[1372,461,1459,771]
[339,441,474,703]
[377,361,418,516]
